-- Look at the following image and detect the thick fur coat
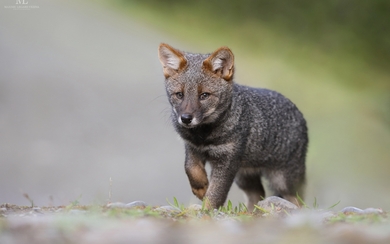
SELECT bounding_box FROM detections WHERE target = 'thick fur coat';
[158,43,308,210]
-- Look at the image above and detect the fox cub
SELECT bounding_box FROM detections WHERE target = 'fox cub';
[158,43,308,210]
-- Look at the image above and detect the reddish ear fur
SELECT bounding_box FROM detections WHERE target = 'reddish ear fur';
[158,43,187,78]
[203,47,234,81]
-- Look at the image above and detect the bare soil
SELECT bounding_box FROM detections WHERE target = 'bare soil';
[1,203,389,244]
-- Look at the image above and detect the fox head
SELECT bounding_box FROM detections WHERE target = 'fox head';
[158,43,235,128]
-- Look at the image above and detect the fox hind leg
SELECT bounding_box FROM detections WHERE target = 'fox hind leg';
[235,169,265,212]
[265,169,305,207]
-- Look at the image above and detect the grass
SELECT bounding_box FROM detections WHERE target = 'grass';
[12,197,386,224]
[8,190,383,225]
[1,197,388,244]
[328,213,386,225]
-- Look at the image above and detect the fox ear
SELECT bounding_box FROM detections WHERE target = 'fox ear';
[158,43,187,78]
[203,47,234,81]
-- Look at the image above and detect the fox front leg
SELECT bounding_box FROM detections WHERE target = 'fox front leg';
[184,150,208,200]
[204,162,238,209]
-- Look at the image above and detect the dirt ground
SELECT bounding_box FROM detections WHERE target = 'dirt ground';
[1,202,389,244]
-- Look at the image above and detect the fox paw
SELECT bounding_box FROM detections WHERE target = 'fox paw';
[192,185,208,200]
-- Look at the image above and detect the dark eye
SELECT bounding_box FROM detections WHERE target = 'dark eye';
[175,92,183,99]
[199,92,210,100]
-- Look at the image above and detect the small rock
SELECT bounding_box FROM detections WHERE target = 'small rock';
[107,201,148,209]
[155,205,181,213]
[188,204,202,211]
[0,207,6,212]
[212,210,231,221]
[28,207,44,216]
[256,196,298,217]
[340,207,384,215]
[107,202,126,208]
[320,211,337,220]
[362,208,384,215]
[340,207,364,215]
[32,207,43,214]
[125,201,147,208]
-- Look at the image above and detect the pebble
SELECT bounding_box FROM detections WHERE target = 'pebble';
[320,211,337,220]
[340,206,384,215]
[256,196,298,217]
[29,209,44,216]
[107,202,126,208]
[188,204,203,211]
[32,207,43,214]
[125,201,147,208]
[212,210,237,222]
[154,205,181,213]
[361,208,384,215]
[340,206,364,214]
[107,201,148,209]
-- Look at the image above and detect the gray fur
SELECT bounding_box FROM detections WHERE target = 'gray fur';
[158,44,308,210]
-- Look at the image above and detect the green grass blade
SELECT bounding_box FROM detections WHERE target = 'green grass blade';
[327,200,341,210]
[173,197,179,208]
[227,200,233,212]
[254,205,270,214]
[201,199,206,211]
[313,197,318,209]
[296,193,308,208]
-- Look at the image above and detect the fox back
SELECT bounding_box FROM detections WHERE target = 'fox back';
[158,43,308,210]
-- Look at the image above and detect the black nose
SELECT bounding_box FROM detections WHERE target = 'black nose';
[181,114,193,125]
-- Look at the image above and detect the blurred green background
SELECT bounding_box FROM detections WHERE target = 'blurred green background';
[103,0,390,209]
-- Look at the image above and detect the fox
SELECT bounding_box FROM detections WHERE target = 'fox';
[158,43,308,211]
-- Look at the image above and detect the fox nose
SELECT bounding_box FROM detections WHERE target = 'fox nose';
[181,114,193,125]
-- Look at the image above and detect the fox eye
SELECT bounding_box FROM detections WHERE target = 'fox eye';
[199,92,210,100]
[175,92,184,99]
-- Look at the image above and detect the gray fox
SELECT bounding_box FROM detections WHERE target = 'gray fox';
[158,43,308,210]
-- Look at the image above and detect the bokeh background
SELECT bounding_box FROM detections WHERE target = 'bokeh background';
[1,0,389,210]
